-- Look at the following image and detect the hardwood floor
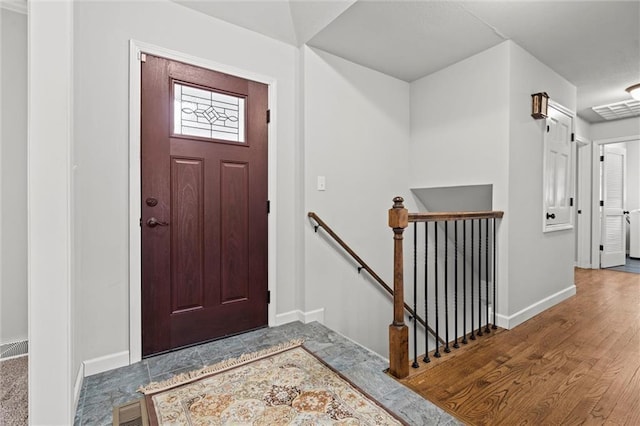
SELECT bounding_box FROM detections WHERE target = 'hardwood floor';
[401,268,640,425]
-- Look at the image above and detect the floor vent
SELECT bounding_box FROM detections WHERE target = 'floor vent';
[113,399,149,426]
[0,340,28,359]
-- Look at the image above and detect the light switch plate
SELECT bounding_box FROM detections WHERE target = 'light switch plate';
[317,176,326,191]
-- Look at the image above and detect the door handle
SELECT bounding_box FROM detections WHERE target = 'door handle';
[146,217,169,228]
[546,212,556,220]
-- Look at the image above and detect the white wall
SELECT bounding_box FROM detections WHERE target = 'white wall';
[0,8,28,346]
[591,117,640,141]
[73,0,299,363]
[410,42,511,319]
[410,40,577,328]
[626,141,640,213]
[576,116,591,140]
[626,141,640,252]
[506,41,577,317]
[303,47,412,357]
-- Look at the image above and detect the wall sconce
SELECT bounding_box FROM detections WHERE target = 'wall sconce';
[531,92,549,119]
[626,84,640,100]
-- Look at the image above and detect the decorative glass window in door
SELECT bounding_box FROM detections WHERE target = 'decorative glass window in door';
[173,83,246,143]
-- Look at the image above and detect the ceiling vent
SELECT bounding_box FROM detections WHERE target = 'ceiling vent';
[592,99,640,120]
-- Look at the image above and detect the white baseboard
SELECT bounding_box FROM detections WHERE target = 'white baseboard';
[73,363,84,415]
[85,310,325,377]
[275,308,325,326]
[496,285,576,329]
[575,260,592,269]
[83,350,130,377]
[274,310,301,325]
[303,308,325,324]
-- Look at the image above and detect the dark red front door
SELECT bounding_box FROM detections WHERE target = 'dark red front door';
[141,55,268,356]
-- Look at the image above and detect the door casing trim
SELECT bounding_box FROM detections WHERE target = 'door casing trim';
[128,40,278,364]
[590,135,640,269]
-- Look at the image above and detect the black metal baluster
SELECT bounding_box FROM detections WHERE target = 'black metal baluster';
[485,218,491,334]
[434,222,441,358]
[470,219,475,341]
[453,220,459,349]
[493,218,498,330]
[477,219,483,337]
[462,220,468,344]
[424,222,430,363]
[413,222,419,368]
[444,221,450,353]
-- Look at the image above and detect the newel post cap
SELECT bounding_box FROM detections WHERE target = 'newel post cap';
[388,196,408,229]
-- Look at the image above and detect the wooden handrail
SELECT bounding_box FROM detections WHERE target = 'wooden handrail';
[409,211,504,222]
[307,212,444,346]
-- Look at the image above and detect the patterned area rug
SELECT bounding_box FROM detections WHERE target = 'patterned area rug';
[138,340,404,425]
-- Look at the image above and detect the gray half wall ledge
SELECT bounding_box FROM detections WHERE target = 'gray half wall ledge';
[411,184,493,212]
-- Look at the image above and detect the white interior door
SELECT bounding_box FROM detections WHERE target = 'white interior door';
[543,106,573,230]
[600,144,626,268]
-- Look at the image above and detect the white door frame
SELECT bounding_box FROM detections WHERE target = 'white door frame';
[128,40,278,364]
[590,135,640,268]
[575,136,591,268]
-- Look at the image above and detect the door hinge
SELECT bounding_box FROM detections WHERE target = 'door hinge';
[569,197,574,207]
[571,133,575,142]
[599,245,604,251]
[600,155,604,162]
[266,109,271,124]
[138,52,147,63]
[600,200,604,207]
[267,290,271,304]
[139,218,142,227]
[267,200,271,214]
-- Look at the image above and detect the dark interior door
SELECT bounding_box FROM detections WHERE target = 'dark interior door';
[141,54,268,356]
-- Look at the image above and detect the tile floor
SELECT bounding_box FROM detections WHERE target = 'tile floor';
[74,321,460,425]
[606,255,640,274]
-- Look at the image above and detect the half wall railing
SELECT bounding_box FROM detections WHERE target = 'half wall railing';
[388,196,504,379]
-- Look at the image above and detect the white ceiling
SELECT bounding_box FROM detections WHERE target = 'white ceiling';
[176,1,639,123]
[174,1,357,46]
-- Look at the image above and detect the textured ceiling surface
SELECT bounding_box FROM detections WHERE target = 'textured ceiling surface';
[174,0,640,124]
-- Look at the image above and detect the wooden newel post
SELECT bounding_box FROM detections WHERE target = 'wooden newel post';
[388,196,409,379]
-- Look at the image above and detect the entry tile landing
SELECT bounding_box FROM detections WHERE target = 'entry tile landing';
[74,321,461,426]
